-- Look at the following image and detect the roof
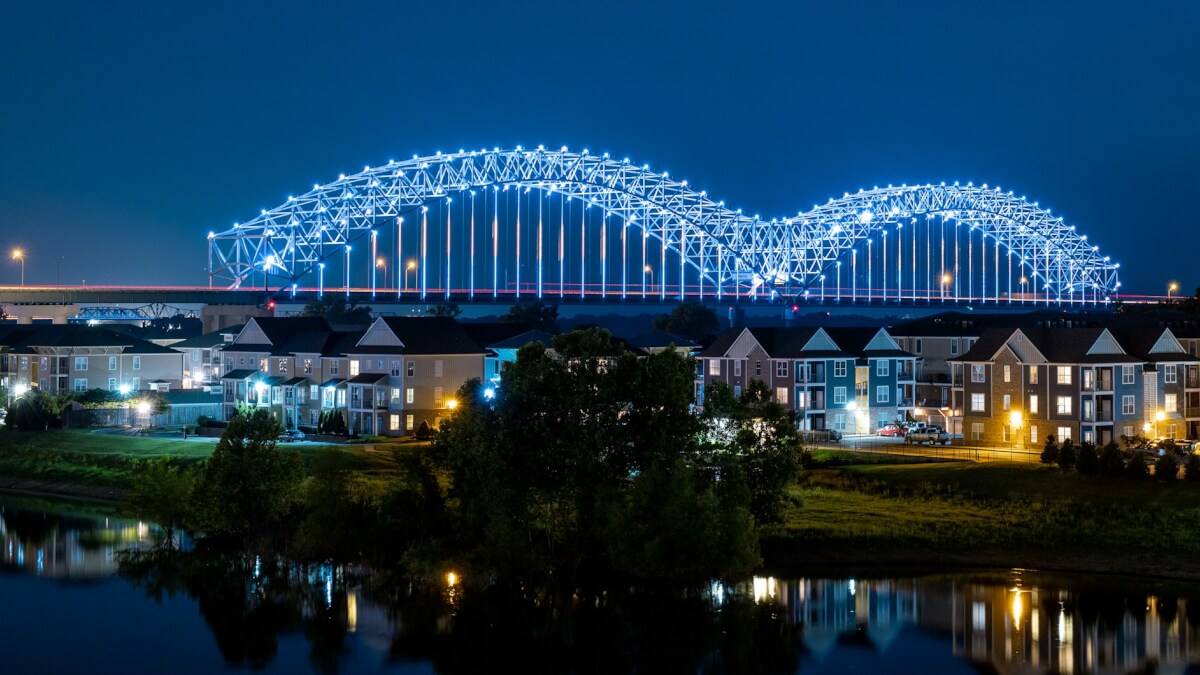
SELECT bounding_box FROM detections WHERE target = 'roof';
[699,327,830,359]
[246,316,332,346]
[319,377,346,388]
[954,326,1170,365]
[220,369,259,380]
[170,325,244,349]
[274,330,334,356]
[347,373,388,385]
[0,324,180,354]
[322,330,365,357]
[488,329,556,350]
[380,316,485,354]
[625,329,699,350]
[280,377,309,386]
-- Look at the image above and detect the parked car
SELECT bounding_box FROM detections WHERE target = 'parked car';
[905,426,951,445]
[278,429,306,442]
[876,424,906,437]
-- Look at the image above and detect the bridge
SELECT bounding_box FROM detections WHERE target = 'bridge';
[207,146,1122,307]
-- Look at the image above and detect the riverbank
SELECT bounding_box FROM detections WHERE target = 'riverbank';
[5,433,1200,580]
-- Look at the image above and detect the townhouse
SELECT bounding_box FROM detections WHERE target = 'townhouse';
[950,325,1200,447]
[696,326,916,434]
[220,315,486,436]
[0,325,185,397]
[169,324,243,390]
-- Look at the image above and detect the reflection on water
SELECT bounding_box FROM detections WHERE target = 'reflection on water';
[1,498,154,577]
[3,496,1200,673]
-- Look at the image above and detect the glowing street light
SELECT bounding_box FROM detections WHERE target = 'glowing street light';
[11,248,25,287]
[644,265,654,294]
[375,256,387,296]
[445,398,458,410]
[941,273,951,303]
[1009,410,1023,450]
[1168,282,1179,301]
[1155,410,1166,438]
[405,260,417,293]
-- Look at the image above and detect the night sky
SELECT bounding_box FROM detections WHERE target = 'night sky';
[2,1,1197,294]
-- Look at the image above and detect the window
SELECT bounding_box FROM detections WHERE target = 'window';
[1165,365,1177,384]
[834,413,847,431]
[1002,394,1011,411]
[796,390,807,408]
[735,361,742,377]
[914,338,923,354]
[951,340,959,356]
[108,377,117,390]
[74,356,88,371]
[775,361,788,378]
[407,361,415,377]
[1002,424,1012,443]
[708,360,721,376]
[733,385,742,398]
[350,360,360,377]
[405,388,414,405]
[109,356,117,371]
[834,361,847,378]
[754,360,762,376]
[971,393,985,412]
[277,358,288,373]
[971,423,984,441]
[833,386,847,405]
[776,387,788,404]
[1124,425,1134,438]
[1056,396,1072,415]
[877,360,889,376]
[390,414,400,431]
[1167,424,1178,439]
[971,365,985,383]
[192,349,201,363]
[1057,426,1072,443]
[131,377,139,391]
[258,358,267,372]
[1003,365,1011,383]
[1030,425,1039,444]
[311,410,320,426]
[1122,395,1135,415]
[297,387,306,403]
[1028,366,1038,384]
[435,360,444,377]
[1165,393,1178,413]
[1122,365,1135,385]
[74,378,88,392]
[303,359,313,375]
[310,385,319,400]
[391,360,402,376]
[1056,366,1071,385]
[391,387,401,403]
[405,414,414,431]
[1030,394,1039,415]
[329,361,339,376]
[877,385,889,403]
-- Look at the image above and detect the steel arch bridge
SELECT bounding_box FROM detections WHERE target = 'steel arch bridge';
[208,146,1121,305]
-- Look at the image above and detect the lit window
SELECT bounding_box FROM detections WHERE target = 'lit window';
[776,387,788,404]
[709,360,721,376]
[1028,366,1038,384]
[109,356,117,371]
[1165,393,1178,413]
[1003,365,1011,383]
[971,423,984,441]
[971,393,985,412]
[1056,366,1071,385]
[350,360,360,377]
[406,414,414,431]
[971,365,985,383]
[1030,425,1039,444]
[406,388,414,405]
[1002,394,1010,411]
[1057,426,1072,443]
[1056,396,1072,415]
[1030,395,1039,415]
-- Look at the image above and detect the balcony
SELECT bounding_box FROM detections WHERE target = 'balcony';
[1188,376,1200,389]
[896,366,915,381]
[1187,406,1200,419]
[1096,410,1113,423]
[897,398,914,408]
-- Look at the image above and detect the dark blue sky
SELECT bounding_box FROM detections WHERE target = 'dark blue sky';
[2,1,1196,293]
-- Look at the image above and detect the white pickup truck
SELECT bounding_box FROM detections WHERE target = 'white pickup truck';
[905,426,951,445]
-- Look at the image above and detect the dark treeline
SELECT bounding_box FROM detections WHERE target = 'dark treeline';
[124,327,806,584]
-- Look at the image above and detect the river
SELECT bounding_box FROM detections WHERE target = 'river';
[3,494,1199,674]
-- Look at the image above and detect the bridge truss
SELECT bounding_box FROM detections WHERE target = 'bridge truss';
[208,147,1121,305]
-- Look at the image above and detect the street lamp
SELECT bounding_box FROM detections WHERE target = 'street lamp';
[406,260,417,293]
[1009,410,1023,453]
[941,273,951,303]
[11,248,25,286]
[1168,282,1179,301]
[644,265,654,295]
[1155,410,1166,438]
[376,257,387,296]
[1019,276,1028,302]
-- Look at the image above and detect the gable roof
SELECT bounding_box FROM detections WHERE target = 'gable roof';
[488,329,556,350]
[170,325,244,349]
[244,317,332,346]
[378,316,485,354]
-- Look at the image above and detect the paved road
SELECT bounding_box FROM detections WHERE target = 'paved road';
[811,434,1041,463]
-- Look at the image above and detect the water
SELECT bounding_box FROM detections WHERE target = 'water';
[4,495,1200,674]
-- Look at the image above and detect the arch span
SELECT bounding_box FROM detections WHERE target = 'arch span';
[207,147,1120,302]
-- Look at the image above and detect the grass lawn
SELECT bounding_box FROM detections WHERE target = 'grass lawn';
[0,428,424,493]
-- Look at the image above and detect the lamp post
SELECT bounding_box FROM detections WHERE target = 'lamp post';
[1009,410,1023,459]
[644,265,654,296]
[1020,276,1028,302]
[11,249,25,286]
[941,273,951,303]
[406,260,417,293]
[1168,282,1179,302]
[376,257,387,296]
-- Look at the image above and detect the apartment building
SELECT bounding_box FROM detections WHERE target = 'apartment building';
[220,315,486,436]
[696,326,916,434]
[169,324,243,389]
[0,325,185,396]
[950,325,1200,447]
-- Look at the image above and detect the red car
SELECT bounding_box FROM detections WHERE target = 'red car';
[876,424,906,437]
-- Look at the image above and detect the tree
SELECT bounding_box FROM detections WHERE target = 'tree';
[1040,435,1058,465]
[501,300,558,331]
[1185,453,1200,482]
[1125,452,1148,480]
[1056,438,1077,470]
[1098,442,1125,477]
[195,408,304,538]
[1075,442,1099,476]
[654,301,720,340]
[1155,452,1179,482]
[301,296,373,325]
[427,302,462,318]
[122,461,198,547]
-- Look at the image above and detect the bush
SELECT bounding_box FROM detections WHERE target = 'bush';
[1155,452,1179,482]
[1075,442,1099,476]
[1125,452,1148,480]
[1040,436,1058,465]
[1056,438,1077,470]
[1185,454,1200,482]
[415,420,434,441]
[1099,442,1125,477]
